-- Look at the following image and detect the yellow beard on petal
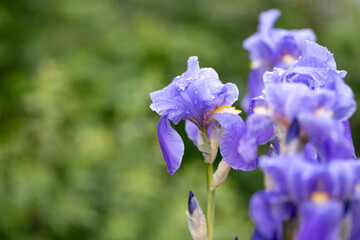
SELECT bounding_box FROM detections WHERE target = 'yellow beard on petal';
[212,106,242,115]
[253,106,273,115]
[311,191,330,204]
[250,60,262,69]
[282,54,296,67]
[314,108,334,118]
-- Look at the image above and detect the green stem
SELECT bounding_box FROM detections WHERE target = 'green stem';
[206,163,215,240]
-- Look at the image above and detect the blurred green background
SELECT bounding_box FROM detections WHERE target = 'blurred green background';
[0,0,360,239]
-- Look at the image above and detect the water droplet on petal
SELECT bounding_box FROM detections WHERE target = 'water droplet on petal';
[178,83,185,91]
[194,100,198,104]
[194,90,198,94]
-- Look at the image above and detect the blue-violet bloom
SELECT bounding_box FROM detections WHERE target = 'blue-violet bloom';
[242,9,316,110]
[243,83,355,162]
[251,154,360,240]
[150,56,254,174]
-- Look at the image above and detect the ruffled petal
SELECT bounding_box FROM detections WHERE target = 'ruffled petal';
[295,200,343,240]
[157,116,184,175]
[212,113,257,170]
[293,41,336,70]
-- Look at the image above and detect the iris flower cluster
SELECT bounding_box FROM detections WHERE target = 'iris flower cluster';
[242,10,359,240]
[242,9,316,110]
[149,8,359,240]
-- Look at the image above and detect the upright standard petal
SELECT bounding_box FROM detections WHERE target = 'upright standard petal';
[258,9,281,33]
[157,116,184,175]
[212,113,257,170]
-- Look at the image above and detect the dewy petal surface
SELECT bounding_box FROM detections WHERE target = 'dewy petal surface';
[212,113,257,170]
[150,56,240,126]
[157,116,184,175]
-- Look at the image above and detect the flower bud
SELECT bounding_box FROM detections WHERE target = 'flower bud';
[210,159,231,190]
[186,191,208,240]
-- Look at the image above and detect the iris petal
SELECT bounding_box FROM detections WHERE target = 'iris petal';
[349,197,360,240]
[157,116,184,175]
[246,112,275,145]
[296,200,343,240]
[185,120,198,146]
[342,120,356,158]
[298,114,354,161]
[212,113,257,170]
[250,191,295,240]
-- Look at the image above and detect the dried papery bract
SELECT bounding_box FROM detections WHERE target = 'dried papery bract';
[186,191,208,240]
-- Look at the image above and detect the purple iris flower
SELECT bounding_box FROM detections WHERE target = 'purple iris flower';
[150,56,255,174]
[243,83,355,163]
[242,9,316,110]
[264,41,355,120]
[250,154,360,240]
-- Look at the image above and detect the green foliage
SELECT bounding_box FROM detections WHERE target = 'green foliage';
[0,0,359,239]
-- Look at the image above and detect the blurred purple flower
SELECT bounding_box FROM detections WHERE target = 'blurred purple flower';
[242,9,316,110]
[150,56,254,174]
[250,154,360,239]
[242,83,355,162]
[264,41,356,120]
